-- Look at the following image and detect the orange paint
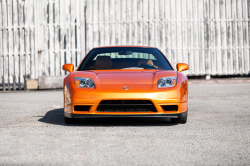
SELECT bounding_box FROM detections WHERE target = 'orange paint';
[62,64,74,73]
[63,46,189,122]
[176,63,189,72]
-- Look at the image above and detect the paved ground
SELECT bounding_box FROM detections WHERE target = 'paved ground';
[0,84,250,166]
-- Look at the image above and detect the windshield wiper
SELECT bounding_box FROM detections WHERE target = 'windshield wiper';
[121,67,157,70]
[121,67,144,69]
[80,67,101,70]
[142,68,157,70]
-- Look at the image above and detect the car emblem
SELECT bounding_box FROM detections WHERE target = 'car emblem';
[123,86,129,90]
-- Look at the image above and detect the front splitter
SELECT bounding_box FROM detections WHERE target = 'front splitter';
[65,111,187,119]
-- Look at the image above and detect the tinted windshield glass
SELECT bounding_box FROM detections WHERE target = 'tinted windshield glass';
[78,47,173,70]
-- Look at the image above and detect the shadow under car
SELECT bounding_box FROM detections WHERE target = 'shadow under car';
[38,108,178,126]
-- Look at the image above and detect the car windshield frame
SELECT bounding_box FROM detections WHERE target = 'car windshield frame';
[77,47,173,71]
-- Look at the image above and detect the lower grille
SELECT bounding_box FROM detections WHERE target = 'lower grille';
[96,100,157,112]
[161,105,178,111]
[74,105,91,111]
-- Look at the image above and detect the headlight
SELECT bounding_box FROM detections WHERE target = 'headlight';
[157,77,177,88]
[74,77,95,88]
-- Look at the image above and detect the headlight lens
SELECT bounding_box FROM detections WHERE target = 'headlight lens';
[157,77,177,88]
[74,77,95,88]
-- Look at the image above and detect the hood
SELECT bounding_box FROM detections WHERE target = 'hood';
[73,70,177,92]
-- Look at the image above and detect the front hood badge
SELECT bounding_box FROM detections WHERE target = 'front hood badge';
[123,86,129,90]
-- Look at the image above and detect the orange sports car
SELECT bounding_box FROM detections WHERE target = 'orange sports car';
[63,46,189,124]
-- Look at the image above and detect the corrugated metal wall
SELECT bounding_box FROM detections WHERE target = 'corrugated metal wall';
[0,0,250,90]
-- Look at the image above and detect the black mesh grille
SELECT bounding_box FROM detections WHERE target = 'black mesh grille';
[74,105,91,111]
[161,105,178,111]
[96,100,157,112]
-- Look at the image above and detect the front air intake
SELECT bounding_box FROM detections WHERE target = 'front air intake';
[96,100,157,112]
[74,105,91,111]
[161,105,178,111]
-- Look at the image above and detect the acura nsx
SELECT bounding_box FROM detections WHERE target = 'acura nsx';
[63,46,189,124]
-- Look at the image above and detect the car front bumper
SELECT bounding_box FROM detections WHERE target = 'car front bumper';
[64,84,188,117]
[65,111,187,118]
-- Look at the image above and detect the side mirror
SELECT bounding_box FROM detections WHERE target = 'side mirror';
[62,64,74,73]
[176,63,189,72]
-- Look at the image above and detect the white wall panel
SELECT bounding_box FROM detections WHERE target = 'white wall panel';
[0,0,249,90]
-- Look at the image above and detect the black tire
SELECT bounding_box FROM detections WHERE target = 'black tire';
[171,111,188,124]
[64,117,78,124]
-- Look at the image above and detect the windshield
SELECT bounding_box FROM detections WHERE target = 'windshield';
[78,47,173,70]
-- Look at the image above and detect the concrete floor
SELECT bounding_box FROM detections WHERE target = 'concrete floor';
[0,84,250,165]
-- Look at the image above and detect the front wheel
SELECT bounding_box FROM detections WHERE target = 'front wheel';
[171,111,188,124]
